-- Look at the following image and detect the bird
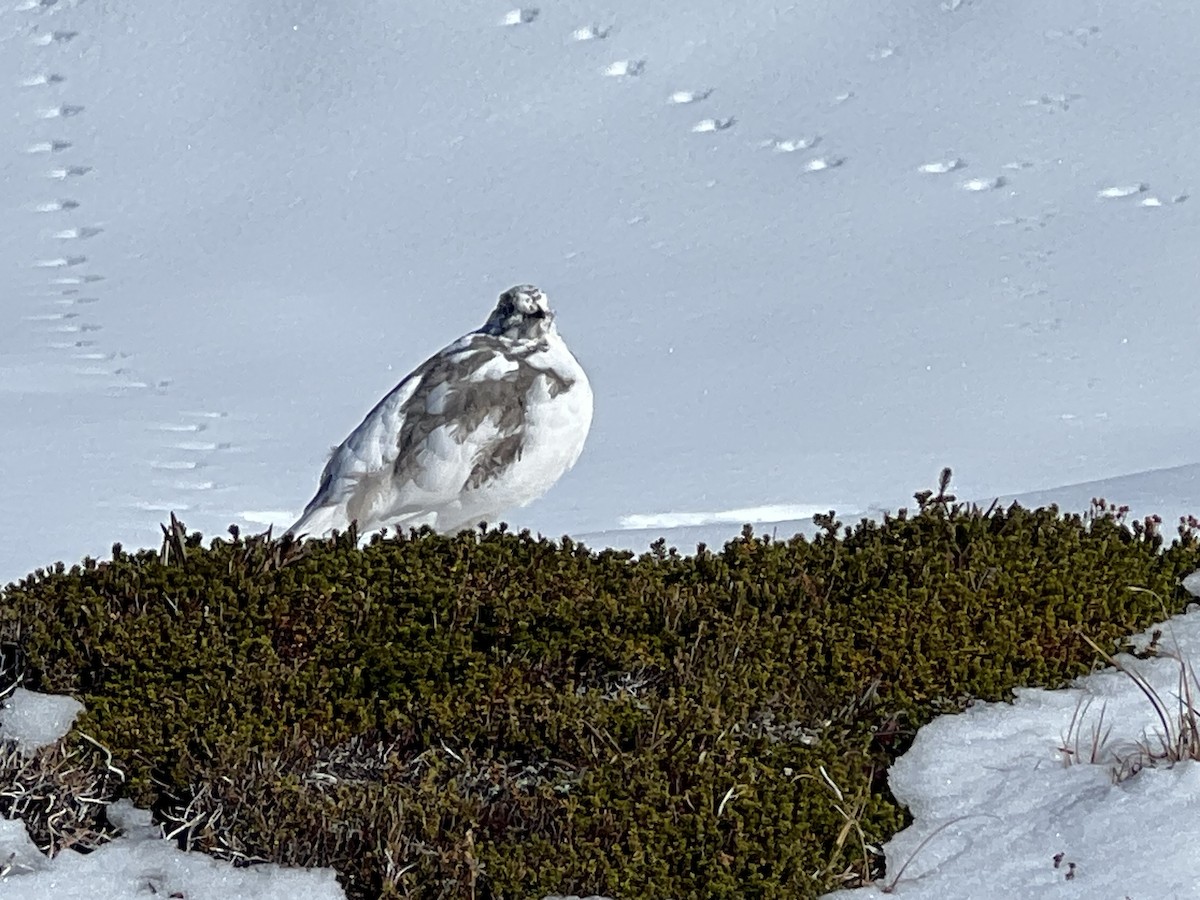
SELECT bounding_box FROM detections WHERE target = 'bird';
[288,284,593,539]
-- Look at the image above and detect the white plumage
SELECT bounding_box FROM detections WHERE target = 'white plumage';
[289,284,593,538]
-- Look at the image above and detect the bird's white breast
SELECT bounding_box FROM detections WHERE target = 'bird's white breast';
[435,331,593,530]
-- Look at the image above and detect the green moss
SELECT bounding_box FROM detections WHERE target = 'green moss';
[2,494,1197,898]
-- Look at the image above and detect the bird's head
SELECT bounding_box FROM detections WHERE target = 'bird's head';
[482,284,556,341]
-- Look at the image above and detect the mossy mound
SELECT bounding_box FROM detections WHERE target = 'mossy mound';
[2,491,1198,898]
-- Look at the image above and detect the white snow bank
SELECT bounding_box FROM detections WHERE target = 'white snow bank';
[618,503,847,530]
[827,609,1200,899]
[1,800,346,898]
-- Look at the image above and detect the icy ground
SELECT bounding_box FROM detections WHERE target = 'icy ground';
[3,0,1200,577]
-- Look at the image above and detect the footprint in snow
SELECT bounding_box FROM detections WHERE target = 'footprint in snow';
[959,176,1006,192]
[691,117,735,134]
[46,166,91,179]
[25,140,71,154]
[33,255,87,268]
[29,31,79,46]
[917,158,965,174]
[604,59,644,77]
[570,24,610,41]
[499,8,537,26]
[668,89,712,105]
[32,198,80,212]
[51,226,103,240]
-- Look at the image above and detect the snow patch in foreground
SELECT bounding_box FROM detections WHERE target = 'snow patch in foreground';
[618,504,844,530]
[0,802,346,898]
[0,690,345,898]
[827,609,1200,898]
[0,689,82,756]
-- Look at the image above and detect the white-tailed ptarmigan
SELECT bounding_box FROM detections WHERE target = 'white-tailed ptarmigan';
[288,284,593,538]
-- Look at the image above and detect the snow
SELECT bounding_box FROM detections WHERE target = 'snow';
[0,689,82,756]
[826,610,1200,900]
[0,801,346,898]
[3,0,1200,581]
[0,689,346,897]
[4,0,1200,894]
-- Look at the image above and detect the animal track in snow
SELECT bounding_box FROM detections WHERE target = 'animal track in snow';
[36,103,84,119]
[150,460,201,472]
[1094,184,1187,207]
[918,158,965,174]
[668,89,712,105]
[762,136,820,153]
[74,365,127,377]
[33,198,79,212]
[29,30,79,46]
[51,273,103,284]
[33,255,87,268]
[1022,93,1081,112]
[25,140,71,154]
[150,423,208,434]
[570,24,610,41]
[172,440,232,452]
[801,156,844,173]
[20,72,65,87]
[691,117,734,133]
[604,59,644,77]
[995,210,1057,230]
[959,175,1006,192]
[499,8,537,26]
[51,226,103,240]
[182,410,228,420]
[171,480,217,492]
[1096,183,1147,200]
[46,165,91,179]
[72,348,120,360]
[49,321,101,333]
[19,3,168,408]
[1138,193,1188,207]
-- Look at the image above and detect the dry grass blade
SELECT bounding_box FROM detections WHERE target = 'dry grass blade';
[1080,633,1174,747]
[1080,628,1200,780]
[797,766,880,888]
[0,736,123,856]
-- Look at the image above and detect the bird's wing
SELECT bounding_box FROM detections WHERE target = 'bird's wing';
[291,333,535,533]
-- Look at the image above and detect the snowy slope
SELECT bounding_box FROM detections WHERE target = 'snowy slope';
[578,464,1200,553]
[4,0,1200,581]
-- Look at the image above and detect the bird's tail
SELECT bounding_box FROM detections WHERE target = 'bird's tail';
[287,503,352,540]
